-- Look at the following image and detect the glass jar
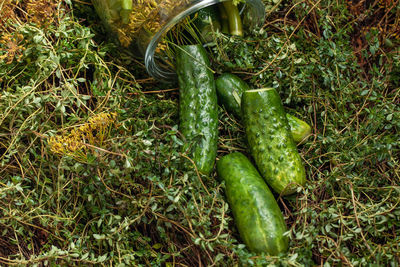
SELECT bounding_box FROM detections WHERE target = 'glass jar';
[92,0,265,80]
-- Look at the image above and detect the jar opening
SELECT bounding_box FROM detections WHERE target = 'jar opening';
[144,0,265,81]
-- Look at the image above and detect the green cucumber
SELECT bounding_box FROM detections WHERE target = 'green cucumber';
[242,88,306,195]
[215,73,311,143]
[194,6,221,42]
[221,1,243,36]
[215,73,250,118]
[217,3,230,34]
[176,45,218,175]
[217,152,289,255]
[289,115,311,143]
[120,0,132,24]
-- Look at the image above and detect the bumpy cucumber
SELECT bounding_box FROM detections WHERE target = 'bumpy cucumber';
[194,5,221,42]
[217,152,289,255]
[215,73,311,143]
[176,45,218,175]
[242,88,306,195]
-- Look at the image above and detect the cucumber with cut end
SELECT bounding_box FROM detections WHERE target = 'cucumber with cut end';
[176,45,218,175]
[242,88,306,195]
[217,152,289,254]
[215,73,311,143]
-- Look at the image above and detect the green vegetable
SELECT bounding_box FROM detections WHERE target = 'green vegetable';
[288,115,312,143]
[194,6,221,42]
[120,0,133,24]
[215,73,250,118]
[176,45,218,175]
[218,3,230,34]
[221,1,243,36]
[120,0,132,10]
[91,0,122,29]
[215,73,311,143]
[217,152,289,255]
[242,88,306,195]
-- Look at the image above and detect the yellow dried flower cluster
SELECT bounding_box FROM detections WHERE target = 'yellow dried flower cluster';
[0,0,59,28]
[25,0,58,27]
[155,39,168,53]
[117,1,160,47]
[116,0,189,48]
[0,32,25,64]
[0,0,61,64]
[0,0,23,64]
[48,112,117,163]
[0,0,17,29]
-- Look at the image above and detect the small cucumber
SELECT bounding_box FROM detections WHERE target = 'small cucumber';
[288,114,311,143]
[221,1,243,36]
[194,5,221,42]
[120,0,133,24]
[217,152,289,255]
[217,3,230,34]
[215,73,311,143]
[242,88,306,195]
[215,73,250,118]
[176,45,218,175]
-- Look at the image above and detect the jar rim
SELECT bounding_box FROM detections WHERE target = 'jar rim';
[144,0,265,81]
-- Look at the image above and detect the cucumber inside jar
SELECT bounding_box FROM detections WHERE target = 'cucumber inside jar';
[91,0,265,80]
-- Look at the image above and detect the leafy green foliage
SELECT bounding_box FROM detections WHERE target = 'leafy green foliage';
[211,0,400,265]
[0,0,399,266]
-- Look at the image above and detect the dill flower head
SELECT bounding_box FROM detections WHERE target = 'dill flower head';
[25,0,58,27]
[0,0,17,27]
[48,136,65,155]
[0,32,25,64]
[112,0,189,47]
[48,112,117,162]
[88,112,117,127]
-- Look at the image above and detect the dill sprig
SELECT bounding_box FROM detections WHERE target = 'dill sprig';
[48,112,117,163]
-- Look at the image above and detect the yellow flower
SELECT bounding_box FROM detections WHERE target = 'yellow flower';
[48,112,117,163]
[115,0,190,46]
[0,32,25,64]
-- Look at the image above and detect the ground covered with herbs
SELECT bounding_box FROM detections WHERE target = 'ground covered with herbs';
[0,0,399,266]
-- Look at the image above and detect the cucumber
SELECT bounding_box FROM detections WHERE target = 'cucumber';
[120,0,132,24]
[289,115,311,143]
[217,152,289,255]
[215,73,250,118]
[242,88,306,195]
[176,45,218,175]
[221,1,243,36]
[217,3,230,34]
[215,73,311,143]
[194,5,221,42]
